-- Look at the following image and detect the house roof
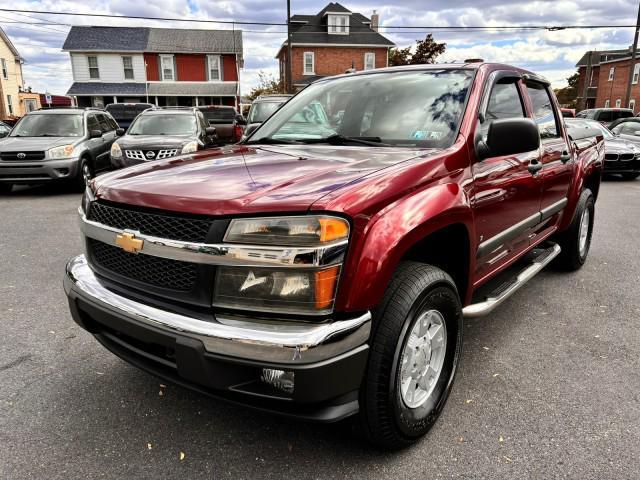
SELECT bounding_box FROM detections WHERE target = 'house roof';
[66,81,239,97]
[66,82,148,96]
[62,26,243,56]
[280,2,394,56]
[575,48,633,67]
[0,27,24,61]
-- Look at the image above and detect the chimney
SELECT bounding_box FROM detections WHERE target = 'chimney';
[371,10,379,32]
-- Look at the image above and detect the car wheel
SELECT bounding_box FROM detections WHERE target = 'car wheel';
[76,157,93,191]
[0,183,12,194]
[359,262,463,449]
[621,172,640,180]
[554,188,595,271]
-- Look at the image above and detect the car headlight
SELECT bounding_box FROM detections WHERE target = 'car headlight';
[111,142,122,158]
[224,216,349,246]
[48,144,75,159]
[181,140,199,154]
[215,215,349,315]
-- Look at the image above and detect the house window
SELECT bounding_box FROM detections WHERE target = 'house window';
[303,52,314,75]
[1,58,7,80]
[25,99,37,112]
[160,55,175,81]
[88,56,99,79]
[364,52,375,70]
[633,64,640,84]
[604,99,610,108]
[207,55,221,81]
[615,98,622,108]
[608,67,615,81]
[122,56,134,80]
[630,99,636,112]
[6,94,13,115]
[328,14,349,34]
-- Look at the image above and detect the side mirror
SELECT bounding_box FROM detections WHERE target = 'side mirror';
[205,126,217,137]
[477,118,540,160]
[89,129,103,139]
[235,115,247,126]
[116,128,125,136]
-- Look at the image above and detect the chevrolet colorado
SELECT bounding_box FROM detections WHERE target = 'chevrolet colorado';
[64,63,604,448]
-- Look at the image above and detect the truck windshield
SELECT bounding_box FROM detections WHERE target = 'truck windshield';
[128,114,196,136]
[248,102,283,124]
[10,114,84,137]
[249,70,474,148]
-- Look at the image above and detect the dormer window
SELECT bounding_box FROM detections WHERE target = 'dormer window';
[328,14,349,34]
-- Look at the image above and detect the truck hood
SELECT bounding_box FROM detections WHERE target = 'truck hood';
[94,145,432,216]
[0,136,81,151]
[116,134,194,150]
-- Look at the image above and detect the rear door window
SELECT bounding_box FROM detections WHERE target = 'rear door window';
[525,82,560,139]
[596,111,613,122]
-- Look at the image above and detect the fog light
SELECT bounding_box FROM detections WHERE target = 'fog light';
[55,168,70,176]
[261,368,294,394]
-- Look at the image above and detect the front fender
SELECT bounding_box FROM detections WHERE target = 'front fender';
[335,182,475,312]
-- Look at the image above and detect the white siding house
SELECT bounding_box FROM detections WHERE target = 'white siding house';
[70,53,146,83]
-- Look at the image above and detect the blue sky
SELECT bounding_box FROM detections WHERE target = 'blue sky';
[1,0,638,96]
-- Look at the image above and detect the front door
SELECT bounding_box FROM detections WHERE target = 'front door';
[471,74,543,284]
[525,81,573,223]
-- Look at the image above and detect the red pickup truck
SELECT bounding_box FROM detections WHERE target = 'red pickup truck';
[64,63,604,448]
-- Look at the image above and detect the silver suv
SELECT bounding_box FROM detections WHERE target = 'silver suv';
[0,108,119,193]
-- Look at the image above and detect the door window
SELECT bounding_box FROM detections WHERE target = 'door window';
[480,80,525,140]
[96,114,112,133]
[86,114,100,133]
[525,82,560,139]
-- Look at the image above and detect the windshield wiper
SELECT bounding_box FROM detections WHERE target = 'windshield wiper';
[302,134,390,147]
[245,137,304,145]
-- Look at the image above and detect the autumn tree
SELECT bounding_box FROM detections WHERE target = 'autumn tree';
[247,72,285,102]
[388,34,446,66]
[554,71,579,108]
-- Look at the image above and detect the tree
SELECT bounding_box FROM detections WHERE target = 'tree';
[554,71,579,108]
[388,34,446,66]
[247,72,285,102]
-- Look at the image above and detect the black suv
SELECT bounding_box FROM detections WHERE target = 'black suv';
[110,107,217,168]
[0,107,119,193]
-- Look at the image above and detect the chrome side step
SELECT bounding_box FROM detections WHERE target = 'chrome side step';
[462,243,561,318]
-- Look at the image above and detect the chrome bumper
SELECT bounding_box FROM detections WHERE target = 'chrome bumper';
[64,255,371,364]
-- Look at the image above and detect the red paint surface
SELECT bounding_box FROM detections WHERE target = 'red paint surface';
[144,53,159,81]
[176,54,206,81]
[93,63,604,311]
[222,55,238,81]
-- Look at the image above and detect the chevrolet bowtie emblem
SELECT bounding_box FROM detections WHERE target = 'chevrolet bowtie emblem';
[115,232,144,254]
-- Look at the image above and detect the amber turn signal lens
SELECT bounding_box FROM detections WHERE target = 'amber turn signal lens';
[315,266,340,309]
[319,218,349,243]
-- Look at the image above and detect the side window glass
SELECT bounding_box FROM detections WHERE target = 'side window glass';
[106,115,118,130]
[96,114,111,132]
[86,114,100,133]
[525,82,560,139]
[480,80,524,139]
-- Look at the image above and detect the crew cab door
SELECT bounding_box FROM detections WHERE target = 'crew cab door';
[524,81,572,221]
[471,72,543,283]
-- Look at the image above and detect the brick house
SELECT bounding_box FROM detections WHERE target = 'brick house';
[62,26,243,108]
[576,47,640,112]
[276,2,395,90]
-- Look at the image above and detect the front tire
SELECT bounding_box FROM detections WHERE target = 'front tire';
[75,157,93,192]
[359,262,463,449]
[554,188,595,271]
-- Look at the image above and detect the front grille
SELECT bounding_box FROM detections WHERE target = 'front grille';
[620,153,635,161]
[0,151,45,161]
[605,153,619,161]
[89,239,197,291]
[125,149,178,161]
[88,201,212,243]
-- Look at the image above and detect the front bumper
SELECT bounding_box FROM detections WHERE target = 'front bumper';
[64,255,371,422]
[603,158,640,174]
[0,157,80,183]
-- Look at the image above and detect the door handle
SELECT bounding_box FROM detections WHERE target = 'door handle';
[528,159,543,175]
[560,150,571,163]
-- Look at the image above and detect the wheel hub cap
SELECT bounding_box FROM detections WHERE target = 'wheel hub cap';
[400,309,447,409]
[579,208,590,257]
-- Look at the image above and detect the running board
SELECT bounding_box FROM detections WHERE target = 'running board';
[462,243,561,318]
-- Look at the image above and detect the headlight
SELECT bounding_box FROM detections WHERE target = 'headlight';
[224,216,349,246]
[111,142,122,158]
[213,265,341,314]
[48,144,75,159]
[181,140,198,154]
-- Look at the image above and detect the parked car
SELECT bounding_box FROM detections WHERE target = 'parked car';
[65,63,603,448]
[105,103,154,131]
[566,118,640,180]
[110,107,217,168]
[576,108,634,127]
[560,108,576,118]
[245,94,293,137]
[0,107,119,193]
[197,105,245,144]
[608,116,640,131]
[0,121,11,138]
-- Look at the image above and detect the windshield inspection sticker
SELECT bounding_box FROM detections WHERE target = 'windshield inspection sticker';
[411,130,428,140]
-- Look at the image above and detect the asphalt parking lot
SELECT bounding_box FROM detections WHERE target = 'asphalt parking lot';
[1,179,639,479]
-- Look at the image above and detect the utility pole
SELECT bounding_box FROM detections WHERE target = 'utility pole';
[624,1,640,109]
[286,0,293,93]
